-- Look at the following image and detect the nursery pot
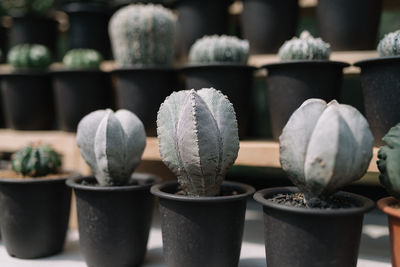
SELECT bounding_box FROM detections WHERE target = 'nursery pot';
[262,60,349,140]
[254,187,375,267]
[181,64,256,138]
[112,67,176,136]
[377,196,400,267]
[241,0,299,54]
[66,173,160,267]
[1,72,55,130]
[316,0,382,51]
[151,181,255,267]
[0,172,78,259]
[52,69,113,131]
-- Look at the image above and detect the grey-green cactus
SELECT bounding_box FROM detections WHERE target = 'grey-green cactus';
[7,44,52,70]
[76,109,146,186]
[278,31,331,61]
[377,123,400,199]
[11,144,61,177]
[0,0,54,17]
[280,98,374,205]
[377,30,400,57]
[63,49,103,69]
[109,3,177,66]
[157,88,239,197]
[188,35,250,64]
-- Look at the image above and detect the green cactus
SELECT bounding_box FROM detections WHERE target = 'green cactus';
[63,49,103,69]
[188,35,250,64]
[157,88,239,197]
[109,3,177,66]
[11,144,61,177]
[279,98,374,205]
[76,109,146,186]
[0,0,55,17]
[377,30,400,57]
[7,44,52,70]
[278,31,331,61]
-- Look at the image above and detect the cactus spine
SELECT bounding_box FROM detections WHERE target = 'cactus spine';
[63,49,103,69]
[377,30,400,57]
[7,44,52,70]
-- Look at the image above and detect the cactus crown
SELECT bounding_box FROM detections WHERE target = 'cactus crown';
[279,99,373,205]
[12,144,61,177]
[63,49,103,69]
[0,0,54,17]
[157,88,239,197]
[7,44,52,70]
[377,123,400,200]
[188,35,250,64]
[278,31,331,61]
[77,109,146,186]
[377,30,400,57]
[109,3,177,66]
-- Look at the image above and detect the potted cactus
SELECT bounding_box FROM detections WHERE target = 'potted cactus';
[1,44,55,130]
[51,48,113,131]
[151,88,255,267]
[66,108,160,267]
[262,31,349,140]
[181,35,255,138]
[0,143,79,259]
[254,98,375,267]
[109,3,178,136]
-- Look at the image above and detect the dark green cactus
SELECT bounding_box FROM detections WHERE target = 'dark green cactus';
[7,44,52,70]
[63,49,103,69]
[12,144,61,177]
[0,0,55,17]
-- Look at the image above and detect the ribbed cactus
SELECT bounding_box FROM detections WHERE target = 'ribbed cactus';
[0,0,54,17]
[76,109,146,186]
[157,88,239,197]
[109,4,177,66]
[11,144,61,177]
[377,123,400,200]
[63,49,103,69]
[278,31,331,61]
[280,99,373,204]
[188,35,250,64]
[7,44,52,70]
[377,30,400,57]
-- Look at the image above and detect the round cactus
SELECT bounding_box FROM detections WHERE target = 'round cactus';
[0,0,54,17]
[278,31,331,61]
[377,30,400,57]
[12,144,61,177]
[7,44,52,70]
[63,49,103,69]
[109,4,177,66]
[188,35,250,64]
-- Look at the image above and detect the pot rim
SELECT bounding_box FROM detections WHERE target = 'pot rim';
[0,170,80,184]
[261,60,350,70]
[377,196,400,219]
[180,63,257,72]
[150,180,255,203]
[111,65,176,73]
[0,70,50,77]
[61,2,109,14]
[354,56,400,67]
[50,68,105,74]
[254,186,375,216]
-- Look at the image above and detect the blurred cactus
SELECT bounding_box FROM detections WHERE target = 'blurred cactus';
[0,0,55,17]
[63,49,103,69]
[377,30,400,57]
[7,44,52,70]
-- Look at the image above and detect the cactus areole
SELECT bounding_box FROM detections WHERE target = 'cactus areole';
[279,99,374,206]
[157,88,239,197]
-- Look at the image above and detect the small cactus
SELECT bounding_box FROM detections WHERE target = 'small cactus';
[7,44,52,70]
[188,35,250,64]
[278,31,331,61]
[12,144,61,177]
[63,49,103,69]
[157,88,239,197]
[280,99,373,204]
[0,0,54,17]
[77,109,146,186]
[377,30,400,57]
[109,3,177,66]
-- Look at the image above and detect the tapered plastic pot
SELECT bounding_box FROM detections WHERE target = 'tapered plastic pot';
[66,173,160,267]
[1,72,55,130]
[316,0,382,51]
[0,172,79,259]
[112,67,176,136]
[241,0,298,54]
[151,181,255,267]
[0,23,6,63]
[254,187,375,267]
[51,69,113,131]
[262,60,349,140]
[180,64,256,138]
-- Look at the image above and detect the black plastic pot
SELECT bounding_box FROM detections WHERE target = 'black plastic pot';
[241,0,298,54]
[254,187,374,267]
[0,173,78,259]
[0,23,7,63]
[181,64,255,138]
[112,67,177,136]
[262,60,349,140]
[66,173,160,267]
[316,0,382,51]
[52,69,113,131]
[151,181,255,267]
[354,56,400,146]
[1,72,55,130]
